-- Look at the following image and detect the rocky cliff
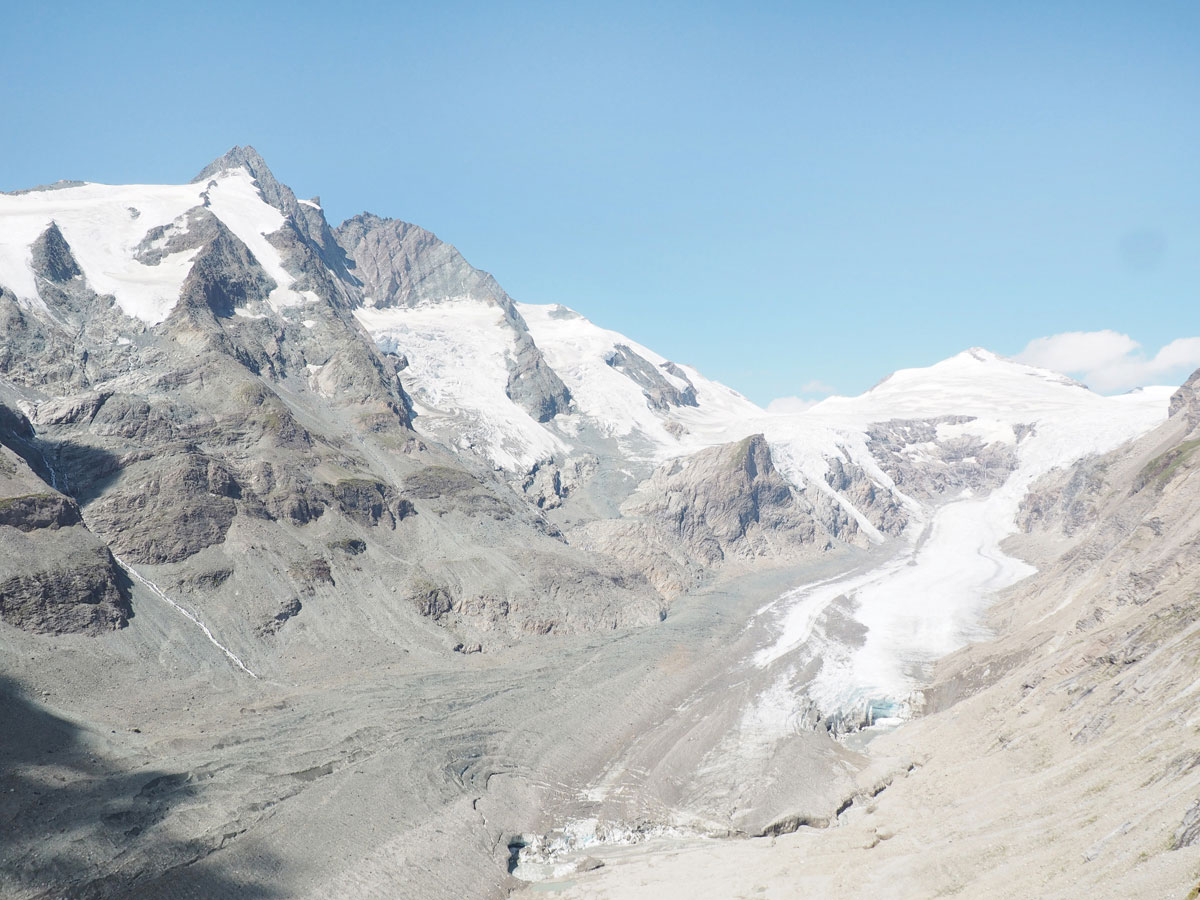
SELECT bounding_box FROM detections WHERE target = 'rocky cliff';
[575,434,851,595]
[0,404,129,635]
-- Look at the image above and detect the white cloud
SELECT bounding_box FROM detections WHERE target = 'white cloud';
[1016,330,1139,374]
[767,380,836,415]
[1155,337,1200,369]
[1015,331,1200,393]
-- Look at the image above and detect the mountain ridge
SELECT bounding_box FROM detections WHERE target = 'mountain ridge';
[0,146,1187,900]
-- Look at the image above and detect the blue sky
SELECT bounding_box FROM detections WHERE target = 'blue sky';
[2,1,1197,404]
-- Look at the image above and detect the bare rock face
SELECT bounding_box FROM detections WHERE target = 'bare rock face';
[627,434,820,558]
[505,328,573,423]
[822,455,908,536]
[84,450,240,564]
[1174,799,1200,850]
[576,435,835,595]
[0,409,129,635]
[335,214,509,311]
[30,221,82,283]
[604,344,698,412]
[1021,368,1200,538]
[400,546,664,638]
[1018,456,1109,536]
[336,213,571,423]
[28,222,113,332]
[0,531,129,635]
[866,416,1018,500]
[1168,367,1200,427]
[171,211,277,319]
[519,455,599,510]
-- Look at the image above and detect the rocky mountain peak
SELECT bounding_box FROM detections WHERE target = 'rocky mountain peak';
[335,212,572,424]
[192,145,353,284]
[30,221,82,285]
[335,214,510,310]
[192,145,276,188]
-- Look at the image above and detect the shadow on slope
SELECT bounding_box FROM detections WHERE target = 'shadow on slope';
[0,674,283,899]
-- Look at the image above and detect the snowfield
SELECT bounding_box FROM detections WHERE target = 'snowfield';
[518,301,764,460]
[0,169,315,324]
[355,299,568,471]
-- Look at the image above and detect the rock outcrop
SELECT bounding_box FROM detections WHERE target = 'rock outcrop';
[866,416,1018,500]
[519,455,599,510]
[822,455,908,535]
[1168,366,1200,426]
[575,435,840,595]
[1018,455,1108,536]
[604,344,698,412]
[0,406,129,634]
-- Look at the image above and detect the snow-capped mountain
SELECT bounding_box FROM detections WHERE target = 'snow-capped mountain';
[325,149,1175,732]
[0,169,324,324]
[764,348,1171,532]
[1,146,1190,900]
[337,213,765,472]
[0,147,1173,648]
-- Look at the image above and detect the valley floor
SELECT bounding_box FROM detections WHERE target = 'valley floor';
[2,551,874,900]
[511,665,1199,900]
[8,408,1200,900]
[510,550,1200,900]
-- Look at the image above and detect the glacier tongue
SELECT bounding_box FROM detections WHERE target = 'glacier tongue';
[752,356,1175,726]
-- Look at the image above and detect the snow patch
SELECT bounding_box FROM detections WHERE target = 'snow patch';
[0,182,205,322]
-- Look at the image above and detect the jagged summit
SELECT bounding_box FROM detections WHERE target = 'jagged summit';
[190,145,295,223]
[196,145,354,281]
[191,144,275,185]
